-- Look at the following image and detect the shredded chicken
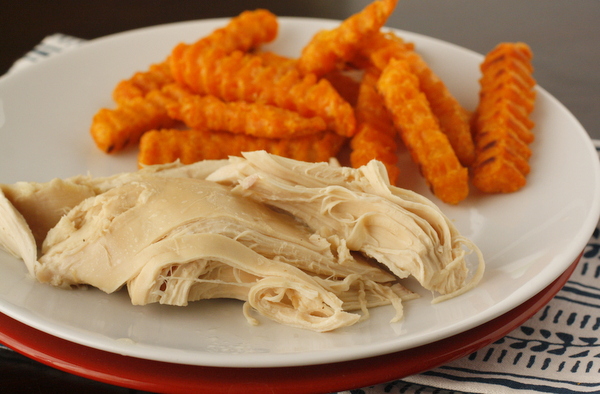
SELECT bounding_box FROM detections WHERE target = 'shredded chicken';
[0,152,484,331]
[207,151,485,302]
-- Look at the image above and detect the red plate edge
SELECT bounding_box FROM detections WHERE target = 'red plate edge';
[0,254,581,394]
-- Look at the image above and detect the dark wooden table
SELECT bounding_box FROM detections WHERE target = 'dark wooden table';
[1,1,599,392]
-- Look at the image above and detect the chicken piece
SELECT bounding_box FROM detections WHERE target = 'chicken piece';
[35,177,393,290]
[0,152,486,331]
[126,232,406,331]
[0,188,37,276]
[127,233,362,332]
[0,180,96,246]
[33,176,399,331]
[207,151,484,302]
[0,160,229,250]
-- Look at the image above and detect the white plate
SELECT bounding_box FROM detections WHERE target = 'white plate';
[0,17,599,368]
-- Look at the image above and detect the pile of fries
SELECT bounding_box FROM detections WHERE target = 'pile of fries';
[90,0,536,204]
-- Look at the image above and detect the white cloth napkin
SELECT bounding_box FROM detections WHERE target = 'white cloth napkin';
[8,35,600,394]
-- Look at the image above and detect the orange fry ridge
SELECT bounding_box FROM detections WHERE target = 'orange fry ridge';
[90,84,190,153]
[350,68,399,184]
[170,49,356,137]
[169,9,279,89]
[112,61,174,105]
[296,0,398,77]
[377,59,469,204]
[168,94,328,139]
[138,129,346,166]
[471,42,536,194]
[357,32,475,167]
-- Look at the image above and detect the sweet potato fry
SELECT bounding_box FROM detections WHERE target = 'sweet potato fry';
[112,10,277,107]
[352,31,414,71]
[94,10,279,155]
[168,94,327,138]
[377,59,468,204]
[350,68,399,184]
[172,49,356,137]
[296,0,398,77]
[90,83,190,153]
[357,32,475,167]
[169,9,279,90]
[254,51,297,71]
[112,61,174,104]
[406,52,475,167]
[138,128,346,166]
[471,42,536,194]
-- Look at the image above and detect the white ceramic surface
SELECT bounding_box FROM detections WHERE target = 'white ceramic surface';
[0,17,599,368]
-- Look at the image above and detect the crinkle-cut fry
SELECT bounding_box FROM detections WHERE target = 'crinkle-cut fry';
[471,143,528,194]
[138,128,346,167]
[296,0,398,77]
[479,61,536,113]
[168,94,327,138]
[357,31,476,167]
[90,83,191,153]
[475,99,535,144]
[254,51,297,71]
[351,124,400,184]
[352,31,414,71]
[472,42,536,194]
[176,49,356,137]
[202,9,278,53]
[353,69,394,137]
[475,125,532,162]
[168,42,189,90]
[473,129,531,176]
[377,59,468,204]
[112,61,174,105]
[405,51,476,167]
[481,42,534,73]
[169,9,278,90]
[350,68,399,184]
